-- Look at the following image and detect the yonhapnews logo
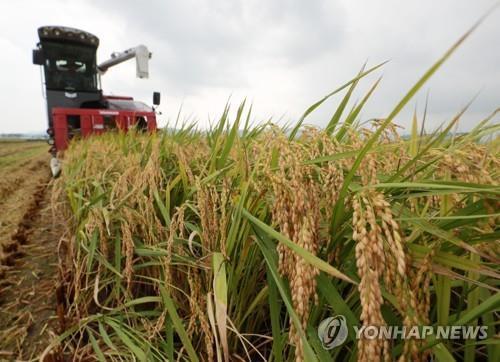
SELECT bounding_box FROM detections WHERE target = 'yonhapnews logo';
[318,315,489,349]
[317,315,348,349]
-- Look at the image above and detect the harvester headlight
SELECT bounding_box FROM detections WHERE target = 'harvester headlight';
[55,30,61,36]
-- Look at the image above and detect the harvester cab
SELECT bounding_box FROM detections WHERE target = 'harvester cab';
[33,26,159,177]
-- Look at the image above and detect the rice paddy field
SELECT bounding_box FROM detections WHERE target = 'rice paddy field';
[45,102,499,362]
[1,23,499,362]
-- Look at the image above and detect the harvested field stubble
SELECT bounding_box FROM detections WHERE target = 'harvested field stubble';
[48,28,500,362]
[0,144,48,273]
[0,141,63,359]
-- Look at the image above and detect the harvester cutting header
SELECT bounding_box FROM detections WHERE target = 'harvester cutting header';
[33,26,160,176]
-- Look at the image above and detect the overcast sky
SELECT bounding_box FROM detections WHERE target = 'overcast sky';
[1,0,498,134]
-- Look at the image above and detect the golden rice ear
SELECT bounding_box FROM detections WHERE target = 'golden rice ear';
[258,134,325,361]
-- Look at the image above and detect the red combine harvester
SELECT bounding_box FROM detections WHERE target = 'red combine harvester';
[32,26,160,176]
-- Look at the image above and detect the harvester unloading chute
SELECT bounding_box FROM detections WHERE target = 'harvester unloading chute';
[98,45,152,79]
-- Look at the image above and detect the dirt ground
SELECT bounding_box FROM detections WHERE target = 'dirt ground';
[0,140,64,361]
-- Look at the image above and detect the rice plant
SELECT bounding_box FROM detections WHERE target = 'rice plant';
[45,22,499,362]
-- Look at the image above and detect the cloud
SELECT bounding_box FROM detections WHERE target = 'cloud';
[89,0,345,92]
[0,0,498,133]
